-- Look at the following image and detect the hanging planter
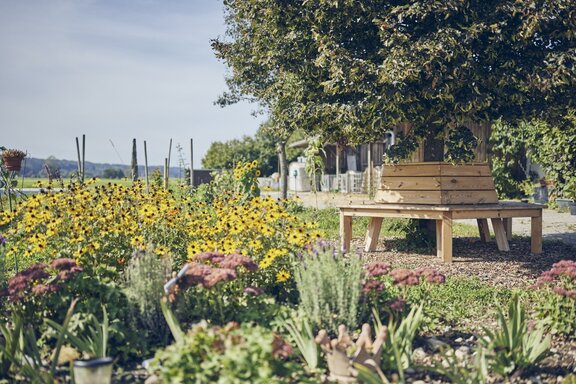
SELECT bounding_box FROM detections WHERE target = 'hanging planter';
[1,149,27,172]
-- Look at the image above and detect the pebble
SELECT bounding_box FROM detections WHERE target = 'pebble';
[412,347,427,361]
[426,336,449,352]
[454,337,463,343]
[144,375,160,384]
[455,346,470,360]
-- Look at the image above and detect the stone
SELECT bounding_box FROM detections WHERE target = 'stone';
[425,336,450,352]
[412,347,427,361]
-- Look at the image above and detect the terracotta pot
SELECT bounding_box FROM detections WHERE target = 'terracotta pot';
[2,156,24,172]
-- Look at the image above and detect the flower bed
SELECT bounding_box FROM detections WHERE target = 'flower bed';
[0,160,574,383]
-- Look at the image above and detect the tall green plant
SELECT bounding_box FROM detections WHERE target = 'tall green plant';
[123,246,172,346]
[0,299,77,383]
[372,305,424,382]
[47,305,110,359]
[281,314,319,370]
[480,294,550,376]
[293,242,364,332]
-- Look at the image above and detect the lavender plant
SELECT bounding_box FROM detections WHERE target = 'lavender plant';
[293,241,364,332]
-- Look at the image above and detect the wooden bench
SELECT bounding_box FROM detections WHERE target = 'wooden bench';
[339,202,544,262]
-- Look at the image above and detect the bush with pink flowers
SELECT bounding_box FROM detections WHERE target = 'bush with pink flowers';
[531,260,576,335]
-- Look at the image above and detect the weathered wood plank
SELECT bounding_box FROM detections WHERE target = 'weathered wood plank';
[365,217,383,252]
[531,215,543,254]
[374,189,498,205]
[441,213,453,262]
[503,218,513,240]
[340,212,352,253]
[380,162,492,178]
[380,176,495,191]
[375,189,443,204]
[477,219,491,242]
[491,218,510,251]
[441,190,498,204]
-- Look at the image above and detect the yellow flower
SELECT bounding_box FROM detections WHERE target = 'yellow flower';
[276,269,290,283]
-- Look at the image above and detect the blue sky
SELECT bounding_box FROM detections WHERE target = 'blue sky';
[0,0,265,168]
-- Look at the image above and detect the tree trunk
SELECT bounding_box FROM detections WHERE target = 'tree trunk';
[418,134,445,243]
[277,141,288,199]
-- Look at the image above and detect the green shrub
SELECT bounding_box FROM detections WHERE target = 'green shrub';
[373,305,424,382]
[480,294,550,376]
[151,322,315,384]
[531,260,576,336]
[293,241,364,332]
[123,246,172,348]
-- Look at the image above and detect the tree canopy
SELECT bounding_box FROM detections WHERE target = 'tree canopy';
[202,125,305,176]
[213,0,575,160]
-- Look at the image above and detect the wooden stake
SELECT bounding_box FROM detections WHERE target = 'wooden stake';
[190,138,194,187]
[144,140,149,193]
[81,134,85,182]
[164,158,169,189]
[131,138,138,182]
[75,137,82,179]
[167,138,172,170]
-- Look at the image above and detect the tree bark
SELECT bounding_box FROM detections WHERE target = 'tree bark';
[419,134,445,242]
[277,141,288,199]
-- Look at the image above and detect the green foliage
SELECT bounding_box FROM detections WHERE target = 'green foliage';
[151,168,163,187]
[151,322,314,384]
[0,299,77,383]
[480,295,550,376]
[491,115,576,199]
[373,305,424,381]
[193,160,261,205]
[281,313,319,371]
[160,297,185,345]
[521,115,576,199]
[293,242,364,332]
[202,136,260,171]
[202,125,305,177]
[303,137,326,193]
[215,0,575,161]
[123,246,172,347]
[47,304,110,359]
[405,276,513,332]
[532,260,576,336]
[444,126,479,164]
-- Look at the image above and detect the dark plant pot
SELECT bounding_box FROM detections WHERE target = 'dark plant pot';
[73,357,113,384]
[570,203,576,216]
[556,198,573,209]
[2,156,24,172]
[532,186,548,204]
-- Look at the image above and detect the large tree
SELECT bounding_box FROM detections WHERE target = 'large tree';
[214,0,575,167]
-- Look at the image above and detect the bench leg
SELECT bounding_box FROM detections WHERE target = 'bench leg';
[436,213,453,262]
[340,212,352,253]
[491,218,510,251]
[477,219,491,242]
[503,218,512,240]
[365,217,383,252]
[531,215,543,254]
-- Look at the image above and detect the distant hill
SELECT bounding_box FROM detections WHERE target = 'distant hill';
[15,157,190,179]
